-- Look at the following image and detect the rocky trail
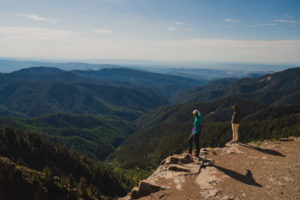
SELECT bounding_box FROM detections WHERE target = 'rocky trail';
[120,137,300,200]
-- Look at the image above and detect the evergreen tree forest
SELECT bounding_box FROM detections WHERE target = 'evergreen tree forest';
[0,126,133,199]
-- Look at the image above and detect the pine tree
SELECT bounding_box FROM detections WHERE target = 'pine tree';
[78,177,87,196]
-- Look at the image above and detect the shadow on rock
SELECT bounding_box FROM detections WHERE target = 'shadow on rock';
[237,142,285,157]
[213,165,262,187]
[131,181,164,199]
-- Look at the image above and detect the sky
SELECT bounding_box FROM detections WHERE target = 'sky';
[0,0,300,65]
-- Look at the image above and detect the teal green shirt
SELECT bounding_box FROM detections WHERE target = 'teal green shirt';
[192,112,202,135]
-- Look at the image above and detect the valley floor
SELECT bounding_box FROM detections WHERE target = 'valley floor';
[121,137,300,200]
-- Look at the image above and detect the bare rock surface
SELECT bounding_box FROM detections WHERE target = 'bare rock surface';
[119,137,300,200]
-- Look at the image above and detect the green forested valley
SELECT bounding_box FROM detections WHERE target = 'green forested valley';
[0,66,300,199]
[0,126,133,200]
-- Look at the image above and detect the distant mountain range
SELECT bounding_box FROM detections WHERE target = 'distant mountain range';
[171,67,300,105]
[0,58,281,80]
[0,67,206,119]
[0,59,114,72]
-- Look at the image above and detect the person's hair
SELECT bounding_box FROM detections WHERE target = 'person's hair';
[192,109,199,116]
[232,105,238,111]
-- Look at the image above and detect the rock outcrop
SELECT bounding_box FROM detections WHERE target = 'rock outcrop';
[120,137,300,200]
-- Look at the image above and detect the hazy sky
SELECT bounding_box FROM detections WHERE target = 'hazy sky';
[0,0,300,64]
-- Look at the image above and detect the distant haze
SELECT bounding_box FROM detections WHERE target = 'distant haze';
[0,58,295,74]
[0,0,300,64]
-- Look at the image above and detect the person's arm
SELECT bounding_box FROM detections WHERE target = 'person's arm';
[231,112,236,123]
[198,112,202,125]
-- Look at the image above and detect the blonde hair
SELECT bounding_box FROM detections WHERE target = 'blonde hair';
[192,109,199,115]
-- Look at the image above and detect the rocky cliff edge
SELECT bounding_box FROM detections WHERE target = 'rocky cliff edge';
[120,137,300,200]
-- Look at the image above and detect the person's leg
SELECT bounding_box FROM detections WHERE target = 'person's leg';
[188,133,193,154]
[235,124,240,141]
[194,133,200,157]
[233,124,239,142]
[231,123,235,142]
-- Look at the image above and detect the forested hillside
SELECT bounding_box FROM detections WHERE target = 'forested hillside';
[0,126,132,199]
[112,103,300,169]
[0,113,135,160]
[71,68,206,97]
[172,67,300,104]
[0,80,167,120]
[135,96,264,129]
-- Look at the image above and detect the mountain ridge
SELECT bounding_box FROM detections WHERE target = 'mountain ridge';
[171,67,300,104]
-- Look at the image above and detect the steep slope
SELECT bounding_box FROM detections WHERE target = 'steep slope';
[0,105,27,118]
[0,80,168,120]
[120,138,300,200]
[135,96,264,129]
[0,113,135,160]
[0,157,83,200]
[112,101,300,169]
[0,127,133,199]
[243,103,300,122]
[172,67,300,104]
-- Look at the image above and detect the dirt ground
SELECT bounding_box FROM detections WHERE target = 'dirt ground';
[122,137,300,200]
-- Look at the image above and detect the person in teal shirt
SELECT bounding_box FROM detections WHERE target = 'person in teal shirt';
[187,109,202,157]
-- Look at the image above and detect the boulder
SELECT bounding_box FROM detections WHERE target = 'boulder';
[165,154,193,165]
[130,181,163,199]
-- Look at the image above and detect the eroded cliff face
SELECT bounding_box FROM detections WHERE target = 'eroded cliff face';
[120,137,300,200]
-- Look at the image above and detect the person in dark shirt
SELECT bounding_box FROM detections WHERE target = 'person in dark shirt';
[231,105,241,142]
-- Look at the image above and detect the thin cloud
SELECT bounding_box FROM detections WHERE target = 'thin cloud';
[0,26,78,41]
[282,14,295,19]
[167,27,176,31]
[274,19,299,24]
[91,29,113,34]
[1,30,300,64]
[249,23,277,27]
[17,13,59,24]
[154,39,300,63]
[175,21,183,26]
[224,18,239,23]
